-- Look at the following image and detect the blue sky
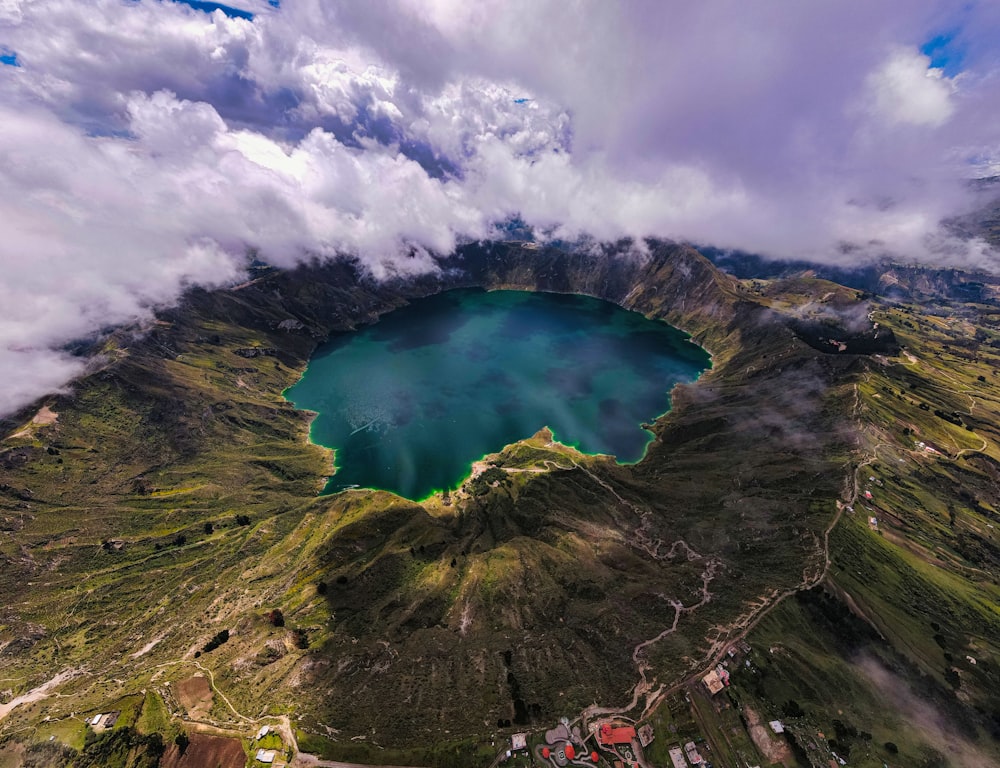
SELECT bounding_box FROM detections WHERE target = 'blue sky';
[171,0,254,21]
[921,30,966,76]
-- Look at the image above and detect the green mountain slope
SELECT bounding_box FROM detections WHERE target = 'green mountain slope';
[1,242,997,767]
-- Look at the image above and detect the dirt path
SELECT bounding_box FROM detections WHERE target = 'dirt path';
[290,757,422,768]
[568,458,724,724]
[191,662,252,723]
[580,381,865,729]
[150,657,300,758]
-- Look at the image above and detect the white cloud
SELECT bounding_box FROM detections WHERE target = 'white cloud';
[1,0,1000,415]
[866,48,955,127]
[0,0,22,23]
[0,89,490,415]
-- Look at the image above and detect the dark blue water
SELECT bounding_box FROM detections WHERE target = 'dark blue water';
[285,290,710,500]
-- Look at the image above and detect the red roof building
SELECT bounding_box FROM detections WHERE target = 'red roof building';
[598,724,637,746]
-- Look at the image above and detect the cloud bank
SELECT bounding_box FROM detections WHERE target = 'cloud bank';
[1,0,1000,415]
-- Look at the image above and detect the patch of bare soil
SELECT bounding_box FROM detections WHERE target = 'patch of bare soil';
[0,742,26,768]
[743,704,792,765]
[175,675,213,719]
[31,406,58,425]
[8,406,58,440]
[160,734,245,768]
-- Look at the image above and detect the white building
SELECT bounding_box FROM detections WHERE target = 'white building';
[668,746,687,768]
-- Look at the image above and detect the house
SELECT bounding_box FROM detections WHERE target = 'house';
[511,733,528,751]
[90,714,105,726]
[684,741,704,765]
[668,746,687,768]
[256,725,270,740]
[769,720,785,733]
[637,724,654,747]
[255,749,277,764]
[702,668,724,695]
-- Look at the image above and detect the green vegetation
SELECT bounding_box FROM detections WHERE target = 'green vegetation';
[0,242,999,765]
[73,728,164,768]
[729,285,1000,766]
[296,729,493,768]
[135,692,171,736]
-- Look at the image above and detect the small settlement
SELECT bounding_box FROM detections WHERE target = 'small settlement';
[252,723,287,767]
[495,644,767,768]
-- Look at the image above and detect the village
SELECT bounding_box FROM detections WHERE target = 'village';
[484,620,902,768]
[488,641,778,768]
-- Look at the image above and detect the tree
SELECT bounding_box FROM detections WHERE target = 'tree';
[202,629,230,653]
[782,699,805,718]
[175,732,190,755]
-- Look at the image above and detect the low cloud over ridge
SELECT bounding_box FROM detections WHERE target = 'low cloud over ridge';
[1,0,1000,415]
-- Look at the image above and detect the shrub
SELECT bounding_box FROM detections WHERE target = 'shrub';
[782,699,805,718]
[202,629,230,653]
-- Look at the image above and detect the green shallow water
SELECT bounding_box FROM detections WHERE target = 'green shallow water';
[284,289,710,500]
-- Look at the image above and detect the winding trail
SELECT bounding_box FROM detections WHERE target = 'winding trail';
[559,458,724,724]
[147,658,301,758]
[578,382,864,730]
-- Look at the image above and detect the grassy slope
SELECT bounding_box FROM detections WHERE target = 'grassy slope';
[2,244,988,765]
[722,287,1000,768]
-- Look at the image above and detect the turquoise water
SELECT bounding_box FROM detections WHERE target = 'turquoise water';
[284,289,710,500]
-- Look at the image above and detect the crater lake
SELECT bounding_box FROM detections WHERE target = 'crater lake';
[284,289,711,499]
